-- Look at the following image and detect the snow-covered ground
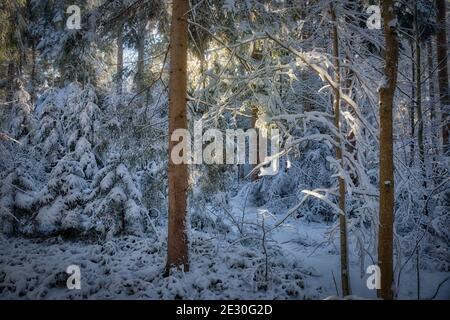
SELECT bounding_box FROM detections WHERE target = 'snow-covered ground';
[1,195,448,300]
[0,233,320,299]
[226,194,450,300]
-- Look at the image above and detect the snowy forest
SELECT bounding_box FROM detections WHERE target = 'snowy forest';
[0,0,449,300]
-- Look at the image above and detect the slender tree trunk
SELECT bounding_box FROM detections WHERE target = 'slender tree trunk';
[250,105,259,180]
[414,3,425,167]
[300,5,312,114]
[166,0,189,273]
[410,41,416,165]
[436,0,449,154]
[342,1,358,187]
[428,41,436,143]
[428,40,438,184]
[344,60,358,186]
[26,0,36,105]
[330,4,350,297]
[251,42,262,181]
[377,0,399,300]
[117,21,124,95]
[414,2,428,216]
[136,20,146,93]
[30,38,37,105]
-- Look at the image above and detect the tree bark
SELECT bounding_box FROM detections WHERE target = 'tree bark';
[410,41,416,165]
[428,40,436,143]
[136,20,146,94]
[117,21,124,95]
[414,2,425,166]
[436,0,449,154]
[166,0,189,273]
[330,4,350,297]
[428,40,438,185]
[377,0,399,300]
[250,42,262,181]
[30,38,37,105]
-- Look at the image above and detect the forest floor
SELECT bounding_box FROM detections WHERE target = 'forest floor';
[0,195,449,299]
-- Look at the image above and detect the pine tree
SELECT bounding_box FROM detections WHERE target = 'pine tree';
[0,164,35,235]
[64,83,102,153]
[330,2,350,297]
[0,0,28,100]
[436,0,449,154]
[378,0,400,300]
[116,19,124,94]
[8,79,34,140]
[28,96,65,166]
[34,158,89,236]
[86,157,149,238]
[166,0,189,273]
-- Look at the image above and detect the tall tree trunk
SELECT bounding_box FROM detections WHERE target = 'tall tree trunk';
[410,41,416,165]
[428,40,438,184]
[26,0,36,105]
[250,105,259,181]
[166,0,189,273]
[330,4,350,297]
[30,38,37,105]
[300,4,312,113]
[428,41,436,145]
[343,0,359,187]
[117,21,124,95]
[414,2,425,167]
[436,0,449,154]
[377,0,399,300]
[136,20,146,94]
[250,42,262,181]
